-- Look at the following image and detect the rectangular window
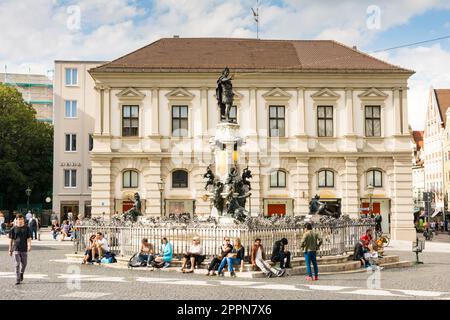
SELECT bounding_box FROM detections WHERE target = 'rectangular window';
[65,100,77,118]
[269,105,285,137]
[365,106,381,137]
[172,105,188,137]
[89,134,93,151]
[317,106,333,137]
[65,134,76,151]
[122,105,139,136]
[65,68,78,86]
[64,169,76,187]
[87,169,92,188]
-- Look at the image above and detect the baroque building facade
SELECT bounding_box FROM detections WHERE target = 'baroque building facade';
[54,38,416,240]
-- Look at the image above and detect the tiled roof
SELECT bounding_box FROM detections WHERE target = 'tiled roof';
[91,38,414,74]
[435,89,450,127]
[412,131,424,151]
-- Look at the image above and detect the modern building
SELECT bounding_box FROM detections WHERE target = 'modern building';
[411,131,424,213]
[423,88,449,216]
[52,61,106,220]
[0,72,53,123]
[77,37,415,240]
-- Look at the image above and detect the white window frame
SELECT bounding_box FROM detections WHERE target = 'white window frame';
[123,170,139,189]
[65,68,78,86]
[318,170,334,188]
[270,170,287,188]
[65,134,77,152]
[65,100,77,118]
[64,169,77,188]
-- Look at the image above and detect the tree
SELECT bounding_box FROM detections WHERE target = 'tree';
[0,84,53,215]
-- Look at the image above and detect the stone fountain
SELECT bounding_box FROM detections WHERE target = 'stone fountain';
[203,67,252,224]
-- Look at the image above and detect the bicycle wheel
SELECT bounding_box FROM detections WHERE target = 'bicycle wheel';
[383,235,390,247]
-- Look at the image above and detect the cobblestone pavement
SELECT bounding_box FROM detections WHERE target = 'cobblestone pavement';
[1,234,450,300]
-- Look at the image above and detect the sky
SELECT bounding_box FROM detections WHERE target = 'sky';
[1,0,450,130]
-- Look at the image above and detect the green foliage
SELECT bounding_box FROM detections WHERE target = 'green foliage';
[0,84,53,212]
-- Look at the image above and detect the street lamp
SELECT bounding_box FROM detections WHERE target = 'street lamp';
[367,184,374,218]
[157,179,165,217]
[25,187,32,212]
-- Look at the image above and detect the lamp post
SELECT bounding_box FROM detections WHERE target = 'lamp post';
[157,179,164,217]
[367,184,374,218]
[25,187,32,212]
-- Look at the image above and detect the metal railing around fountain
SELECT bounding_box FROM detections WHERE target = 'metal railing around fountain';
[73,219,375,259]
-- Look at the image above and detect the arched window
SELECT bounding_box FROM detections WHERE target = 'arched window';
[123,170,138,188]
[270,170,286,188]
[318,170,334,188]
[172,170,188,188]
[367,169,382,187]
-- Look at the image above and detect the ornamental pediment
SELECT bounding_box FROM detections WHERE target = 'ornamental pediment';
[358,88,388,100]
[116,87,146,100]
[165,88,195,100]
[262,88,292,100]
[311,88,340,100]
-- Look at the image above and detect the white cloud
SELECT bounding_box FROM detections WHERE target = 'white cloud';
[374,44,450,130]
[1,0,450,131]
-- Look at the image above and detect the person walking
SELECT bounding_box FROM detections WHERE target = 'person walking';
[0,211,5,236]
[301,223,323,281]
[25,211,32,225]
[29,214,39,240]
[8,214,32,285]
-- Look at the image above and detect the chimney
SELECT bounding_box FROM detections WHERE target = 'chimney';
[173,35,180,38]
[352,45,357,50]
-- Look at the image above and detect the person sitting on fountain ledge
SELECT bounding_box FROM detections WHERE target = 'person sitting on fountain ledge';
[217,237,245,277]
[153,237,173,268]
[180,236,203,273]
[271,238,292,269]
[206,237,233,276]
[251,238,285,278]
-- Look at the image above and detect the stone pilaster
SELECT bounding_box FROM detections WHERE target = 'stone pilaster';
[393,88,402,135]
[343,157,359,218]
[401,88,409,134]
[103,87,111,135]
[201,87,209,136]
[144,158,163,216]
[390,156,416,240]
[345,88,354,135]
[294,157,310,215]
[151,88,159,136]
[192,165,211,216]
[91,157,113,217]
[296,87,306,136]
[248,156,261,216]
[93,86,102,135]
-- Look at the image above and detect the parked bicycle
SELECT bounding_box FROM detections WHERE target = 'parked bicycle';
[423,229,434,241]
[375,229,390,247]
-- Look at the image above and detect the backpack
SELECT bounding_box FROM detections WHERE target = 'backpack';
[103,252,117,263]
[128,253,142,268]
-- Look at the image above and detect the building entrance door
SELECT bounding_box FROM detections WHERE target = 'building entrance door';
[122,201,133,212]
[267,204,286,216]
[60,202,79,222]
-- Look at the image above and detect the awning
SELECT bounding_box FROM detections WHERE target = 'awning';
[431,210,442,218]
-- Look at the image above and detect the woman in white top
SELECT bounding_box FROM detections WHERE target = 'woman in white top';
[180,236,203,273]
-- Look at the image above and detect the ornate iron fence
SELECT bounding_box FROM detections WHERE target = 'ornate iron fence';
[73,220,374,259]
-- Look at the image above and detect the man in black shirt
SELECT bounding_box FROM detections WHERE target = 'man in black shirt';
[271,238,291,269]
[8,214,32,285]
